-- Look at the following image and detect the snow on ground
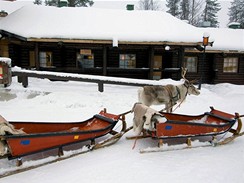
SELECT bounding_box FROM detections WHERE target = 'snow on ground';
[0,76,244,183]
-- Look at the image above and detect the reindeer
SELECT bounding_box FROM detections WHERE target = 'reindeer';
[131,103,166,135]
[138,68,200,113]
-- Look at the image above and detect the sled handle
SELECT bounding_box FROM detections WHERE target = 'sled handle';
[230,113,243,135]
[238,114,244,118]
[119,110,132,116]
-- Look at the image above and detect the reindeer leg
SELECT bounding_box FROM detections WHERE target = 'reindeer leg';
[166,103,173,113]
[169,106,173,113]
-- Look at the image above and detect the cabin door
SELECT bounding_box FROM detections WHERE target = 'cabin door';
[153,55,162,80]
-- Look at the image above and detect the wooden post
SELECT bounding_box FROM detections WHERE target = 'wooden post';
[34,42,40,70]
[16,157,23,167]
[98,81,104,92]
[211,136,218,147]
[91,139,95,145]
[58,147,64,157]
[186,138,192,147]
[178,46,185,80]
[17,75,22,83]
[148,47,154,80]
[158,139,163,148]
[102,46,107,76]
[22,75,28,88]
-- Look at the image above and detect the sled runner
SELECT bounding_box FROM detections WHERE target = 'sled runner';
[128,105,243,152]
[0,109,128,163]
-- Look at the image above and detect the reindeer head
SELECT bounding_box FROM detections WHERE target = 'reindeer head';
[181,68,200,96]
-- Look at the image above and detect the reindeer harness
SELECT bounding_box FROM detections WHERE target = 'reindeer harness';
[163,83,190,112]
[164,85,181,104]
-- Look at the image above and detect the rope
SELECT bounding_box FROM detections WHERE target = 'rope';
[159,85,183,113]
[171,84,189,112]
[132,137,138,150]
[171,94,187,112]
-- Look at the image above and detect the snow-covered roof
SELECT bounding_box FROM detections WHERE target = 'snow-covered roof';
[199,27,244,52]
[0,0,33,15]
[0,5,200,42]
[228,22,241,26]
[0,4,243,52]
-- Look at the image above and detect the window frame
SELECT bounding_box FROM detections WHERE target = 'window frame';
[119,54,136,69]
[39,51,53,67]
[76,52,94,69]
[223,57,239,73]
[183,56,198,73]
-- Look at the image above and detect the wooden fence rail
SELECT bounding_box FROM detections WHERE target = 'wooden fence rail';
[12,70,158,92]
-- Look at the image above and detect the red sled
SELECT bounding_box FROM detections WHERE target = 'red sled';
[0,109,127,161]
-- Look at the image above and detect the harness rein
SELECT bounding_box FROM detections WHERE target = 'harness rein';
[163,83,189,112]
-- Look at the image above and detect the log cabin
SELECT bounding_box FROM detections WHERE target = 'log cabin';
[0,4,243,84]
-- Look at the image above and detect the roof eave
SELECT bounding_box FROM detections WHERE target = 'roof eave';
[0,30,27,41]
[26,38,200,47]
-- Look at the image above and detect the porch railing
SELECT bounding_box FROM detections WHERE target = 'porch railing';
[12,68,162,92]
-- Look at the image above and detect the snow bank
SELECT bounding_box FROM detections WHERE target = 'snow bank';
[0,76,244,183]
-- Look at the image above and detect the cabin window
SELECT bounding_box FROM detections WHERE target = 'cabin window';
[183,57,198,72]
[223,57,238,73]
[119,54,136,69]
[39,52,53,67]
[77,53,94,69]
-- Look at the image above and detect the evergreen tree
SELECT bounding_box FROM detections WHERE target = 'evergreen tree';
[228,0,244,28]
[166,0,181,18]
[202,0,221,27]
[44,0,93,7]
[68,0,93,7]
[45,0,58,6]
[180,0,190,21]
[138,0,160,10]
[189,0,204,26]
[34,0,42,5]
[166,0,204,26]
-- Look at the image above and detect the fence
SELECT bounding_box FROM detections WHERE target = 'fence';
[12,69,160,92]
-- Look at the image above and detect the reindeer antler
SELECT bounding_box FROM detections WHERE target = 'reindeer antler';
[181,67,188,80]
[190,79,199,84]
[181,67,198,84]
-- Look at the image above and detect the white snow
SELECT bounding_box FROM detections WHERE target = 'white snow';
[12,66,180,85]
[0,0,33,15]
[0,4,243,51]
[0,5,199,42]
[0,0,244,181]
[0,57,11,67]
[0,74,244,183]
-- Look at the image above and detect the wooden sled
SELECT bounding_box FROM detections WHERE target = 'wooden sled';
[128,107,243,152]
[0,109,127,162]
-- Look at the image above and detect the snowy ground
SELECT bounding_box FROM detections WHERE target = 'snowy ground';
[1,76,244,183]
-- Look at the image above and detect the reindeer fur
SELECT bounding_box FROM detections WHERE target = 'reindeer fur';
[131,103,163,135]
[0,115,25,156]
[138,80,200,113]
